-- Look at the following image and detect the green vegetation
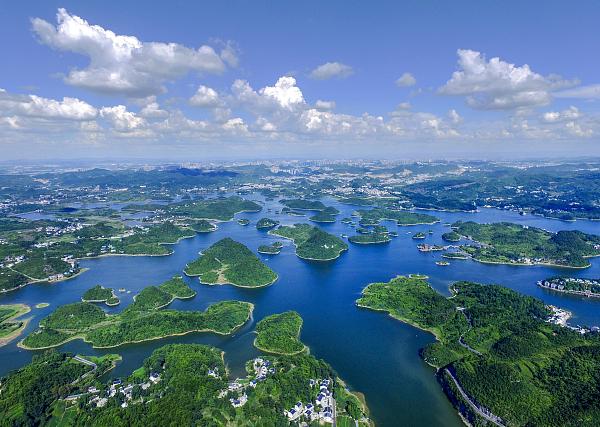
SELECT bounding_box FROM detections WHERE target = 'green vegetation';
[257,241,283,255]
[82,285,119,306]
[191,219,217,233]
[35,303,50,309]
[256,217,279,229]
[21,278,251,349]
[358,274,600,426]
[355,208,439,226]
[0,304,30,346]
[442,231,461,242]
[237,218,250,226]
[167,196,261,221]
[349,232,391,245]
[158,276,196,299]
[309,211,337,223]
[453,221,600,267]
[254,311,307,355]
[412,232,426,239]
[184,238,278,287]
[442,252,470,259]
[271,223,348,261]
[37,343,370,426]
[280,199,327,211]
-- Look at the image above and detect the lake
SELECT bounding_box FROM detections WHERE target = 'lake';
[1,197,599,426]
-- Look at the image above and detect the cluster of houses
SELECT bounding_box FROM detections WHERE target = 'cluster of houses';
[86,371,162,409]
[538,278,600,296]
[218,357,276,408]
[284,378,334,424]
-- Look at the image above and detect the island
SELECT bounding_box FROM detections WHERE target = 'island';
[82,285,120,306]
[452,221,600,268]
[184,238,278,287]
[357,274,600,426]
[270,224,348,261]
[35,302,50,308]
[167,196,262,221]
[237,218,250,226]
[538,277,600,298]
[191,219,217,233]
[20,278,252,349]
[254,311,307,355]
[349,231,391,245]
[0,304,31,347]
[257,241,283,255]
[412,232,426,239]
[2,343,372,426]
[442,231,461,242]
[355,208,439,226]
[256,217,280,230]
[281,199,340,223]
[309,211,337,223]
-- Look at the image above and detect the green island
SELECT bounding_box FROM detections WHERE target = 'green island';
[412,232,426,239]
[237,218,250,226]
[35,302,50,309]
[20,278,252,349]
[167,196,262,221]
[191,219,217,233]
[309,211,337,223]
[4,343,371,426]
[82,285,120,306]
[349,230,391,245]
[254,311,307,355]
[281,199,340,222]
[453,221,600,268]
[0,304,31,347]
[184,238,278,287]
[357,274,600,426]
[538,277,600,297]
[270,223,348,261]
[0,351,120,426]
[256,217,280,230]
[257,241,283,255]
[355,208,439,226]
[442,231,461,242]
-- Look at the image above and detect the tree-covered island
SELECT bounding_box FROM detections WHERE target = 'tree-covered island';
[452,221,600,268]
[256,217,280,230]
[270,224,348,261]
[184,238,278,287]
[355,208,439,226]
[82,285,120,306]
[20,277,252,349]
[254,311,307,355]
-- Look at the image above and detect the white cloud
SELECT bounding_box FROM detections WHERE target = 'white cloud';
[189,85,221,107]
[32,8,230,96]
[260,76,305,109]
[439,49,577,110]
[309,62,354,80]
[314,100,336,110]
[139,102,168,118]
[100,105,145,132]
[542,106,580,123]
[0,89,97,120]
[396,72,416,87]
[397,102,411,110]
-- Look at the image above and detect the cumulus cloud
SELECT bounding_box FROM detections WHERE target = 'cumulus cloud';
[189,85,222,107]
[448,109,462,124]
[439,49,577,110]
[309,62,354,80]
[139,102,168,118]
[0,89,97,120]
[32,8,231,96]
[100,105,145,132]
[396,72,416,87]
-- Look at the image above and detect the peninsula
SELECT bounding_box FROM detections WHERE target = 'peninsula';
[254,311,307,355]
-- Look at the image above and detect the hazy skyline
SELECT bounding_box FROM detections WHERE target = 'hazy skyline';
[2,1,600,160]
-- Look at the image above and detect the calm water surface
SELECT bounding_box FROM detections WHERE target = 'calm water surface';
[2,198,599,426]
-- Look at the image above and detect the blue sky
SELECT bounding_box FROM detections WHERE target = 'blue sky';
[1,1,600,160]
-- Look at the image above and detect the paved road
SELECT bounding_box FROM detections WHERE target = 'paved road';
[444,369,505,427]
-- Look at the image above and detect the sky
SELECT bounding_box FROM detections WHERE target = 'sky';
[1,0,600,161]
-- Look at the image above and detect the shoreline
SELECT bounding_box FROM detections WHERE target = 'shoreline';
[0,304,32,347]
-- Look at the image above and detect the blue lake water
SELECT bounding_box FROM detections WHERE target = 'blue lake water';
[2,198,599,426]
